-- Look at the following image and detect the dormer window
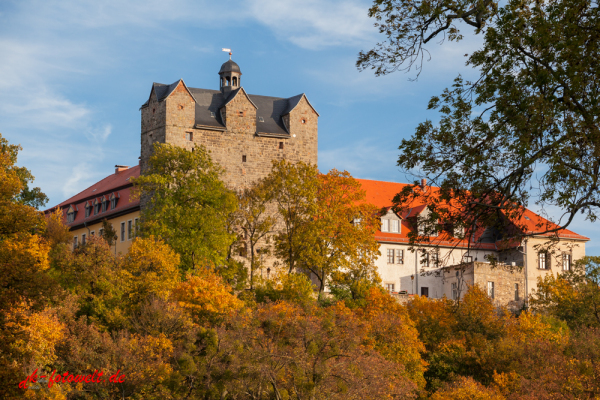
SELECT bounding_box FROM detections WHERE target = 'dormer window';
[94,200,101,215]
[391,220,399,233]
[101,196,109,212]
[381,219,389,232]
[66,205,77,223]
[110,193,118,210]
[85,203,91,218]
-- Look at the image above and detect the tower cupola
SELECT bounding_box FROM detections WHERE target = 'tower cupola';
[219,53,241,94]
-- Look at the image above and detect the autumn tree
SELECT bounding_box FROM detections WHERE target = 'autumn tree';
[530,255,600,328]
[298,169,381,297]
[0,133,55,397]
[360,0,600,243]
[133,143,237,271]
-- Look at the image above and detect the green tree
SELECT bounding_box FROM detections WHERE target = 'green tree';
[100,218,118,246]
[133,143,238,271]
[264,159,319,274]
[360,0,600,243]
[234,181,276,288]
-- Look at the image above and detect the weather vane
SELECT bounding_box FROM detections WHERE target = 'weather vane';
[222,48,232,59]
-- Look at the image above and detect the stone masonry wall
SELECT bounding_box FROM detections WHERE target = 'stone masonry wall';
[143,86,318,191]
[444,262,525,308]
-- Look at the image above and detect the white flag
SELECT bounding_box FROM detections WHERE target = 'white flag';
[222,48,231,52]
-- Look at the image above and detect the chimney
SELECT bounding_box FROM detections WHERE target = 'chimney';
[115,165,129,174]
[420,178,427,188]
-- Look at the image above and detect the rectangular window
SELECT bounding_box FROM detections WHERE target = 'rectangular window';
[91,231,95,236]
[387,249,394,264]
[452,283,458,300]
[73,236,78,248]
[514,283,519,301]
[99,228,104,237]
[463,255,473,263]
[242,155,247,162]
[134,218,139,236]
[111,198,117,209]
[538,252,548,269]
[431,251,439,267]
[488,281,495,299]
[391,219,399,233]
[381,219,389,232]
[421,287,429,297]
[186,132,193,141]
[385,283,395,293]
[94,203,100,215]
[423,251,430,268]
[396,249,404,264]
[85,206,91,218]
[81,234,86,245]
[562,253,571,271]
[127,220,133,240]
[279,142,284,149]
[121,222,125,242]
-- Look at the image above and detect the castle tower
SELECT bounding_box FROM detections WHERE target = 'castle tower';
[140,57,319,190]
[219,55,241,95]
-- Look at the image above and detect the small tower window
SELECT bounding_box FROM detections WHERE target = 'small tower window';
[220,77,223,87]
[279,142,284,149]
[226,77,231,86]
[242,155,247,162]
[186,132,193,141]
[233,77,237,86]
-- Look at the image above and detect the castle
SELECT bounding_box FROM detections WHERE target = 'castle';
[48,57,589,307]
[140,56,318,187]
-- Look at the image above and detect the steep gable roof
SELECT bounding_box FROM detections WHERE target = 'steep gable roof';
[142,80,318,136]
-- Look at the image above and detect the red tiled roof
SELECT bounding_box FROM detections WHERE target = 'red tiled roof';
[46,165,141,228]
[355,178,589,246]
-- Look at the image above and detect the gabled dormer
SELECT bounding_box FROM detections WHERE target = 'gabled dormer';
[220,87,257,134]
[109,192,119,210]
[380,208,402,233]
[66,204,77,223]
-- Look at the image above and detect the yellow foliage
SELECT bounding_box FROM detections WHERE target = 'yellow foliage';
[508,312,568,345]
[173,272,244,325]
[358,288,427,390]
[431,376,505,400]
[15,309,64,366]
[121,236,181,304]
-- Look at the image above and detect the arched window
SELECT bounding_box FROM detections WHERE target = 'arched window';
[226,77,231,86]
[232,77,237,86]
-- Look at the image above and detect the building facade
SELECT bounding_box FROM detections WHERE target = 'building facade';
[47,57,589,307]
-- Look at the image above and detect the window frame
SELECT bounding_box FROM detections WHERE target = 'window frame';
[396,249,404,264]
[538,252,548,270]
[562,253,572,271]
[127,220,133,240]
[385,283,395,293]
[514,283,519,301]
[451,282,458,300]
[120,222,125,242]
[73,236,78,248]
[488,281,495,299]
[387,249,395,264]
[381,219,389,232]
[390,219,399,233]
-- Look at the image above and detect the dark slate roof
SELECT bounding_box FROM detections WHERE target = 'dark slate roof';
[141,80,317,135]
[219,60,241,74]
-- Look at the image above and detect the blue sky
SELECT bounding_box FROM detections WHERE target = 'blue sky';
[1,0,598,255]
